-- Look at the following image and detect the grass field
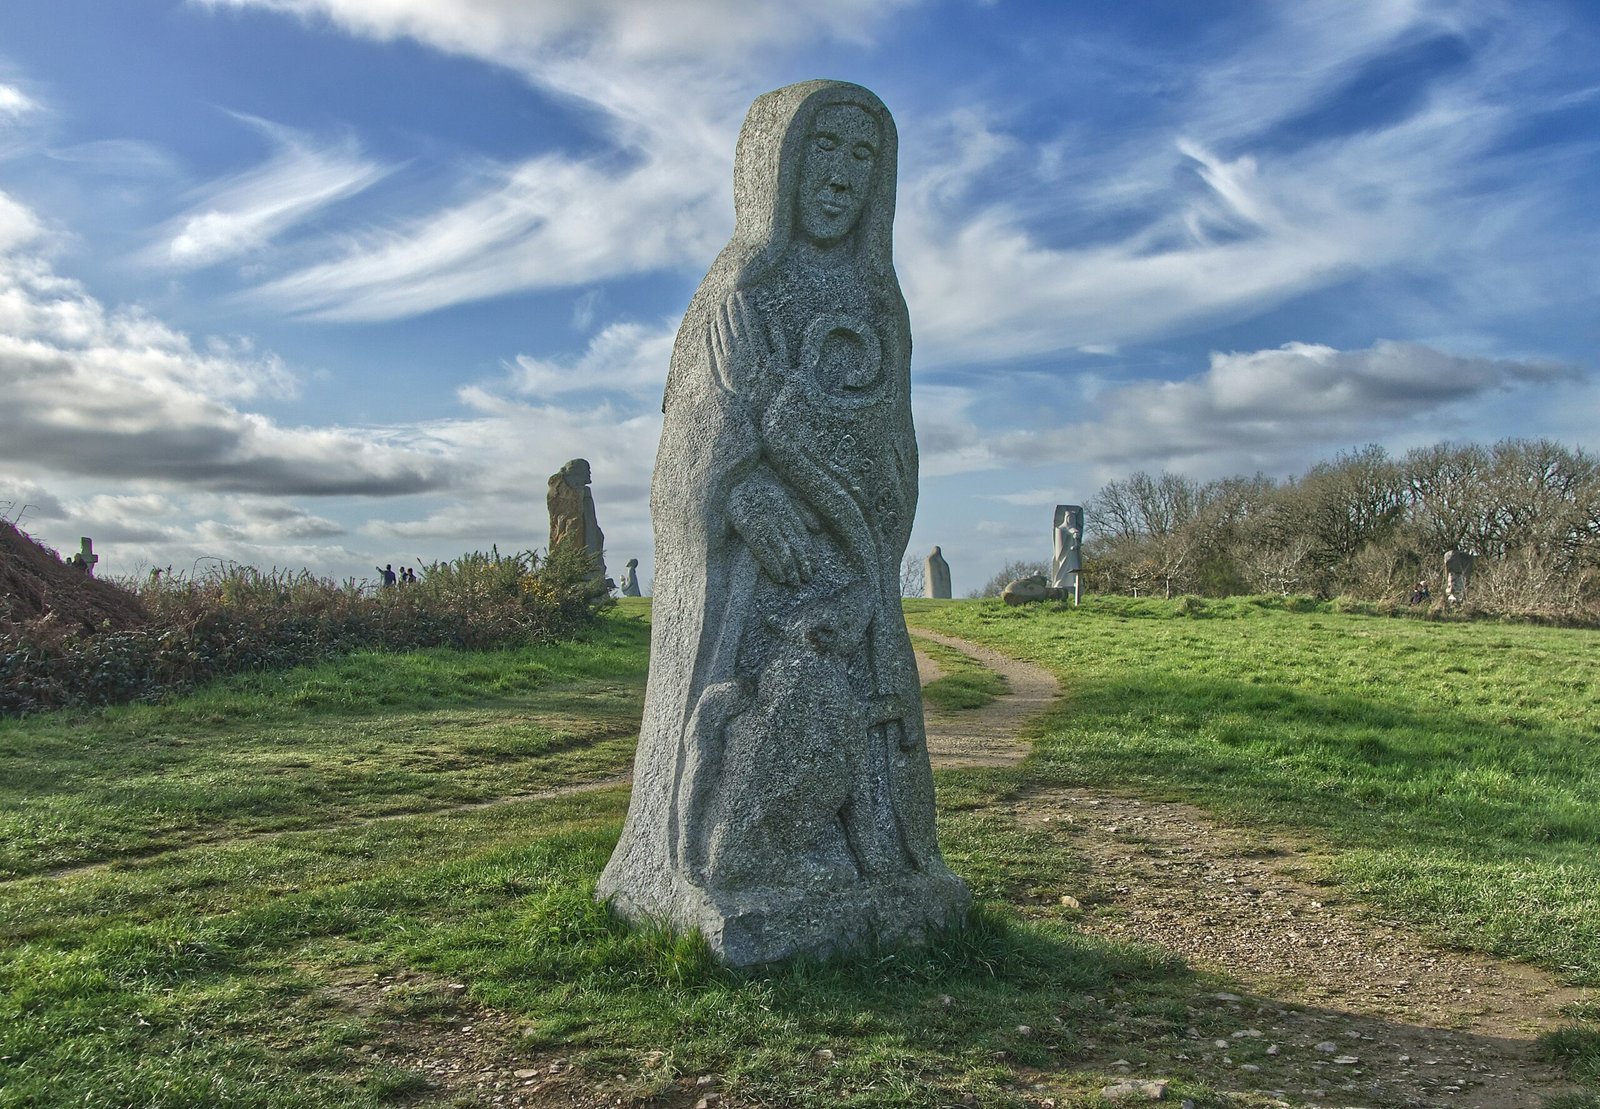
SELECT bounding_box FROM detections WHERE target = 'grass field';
[903,595,1600,989]
[2,595,1597,1107]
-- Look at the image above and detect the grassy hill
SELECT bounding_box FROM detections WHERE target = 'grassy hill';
[1,595,1595,1107]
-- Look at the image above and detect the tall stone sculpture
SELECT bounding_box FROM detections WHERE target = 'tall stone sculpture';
[619,558,642,597]
[924,545,952,599]
[1443,548,1474,603]
[547,458,606,582]
[597,80,969,966]
[1051,504,1083,596]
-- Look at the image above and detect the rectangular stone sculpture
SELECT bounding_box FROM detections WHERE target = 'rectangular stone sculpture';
[1050,504,1083,594]
[595,80,970,967]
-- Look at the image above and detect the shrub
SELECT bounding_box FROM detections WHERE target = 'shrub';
[1,545,606,716]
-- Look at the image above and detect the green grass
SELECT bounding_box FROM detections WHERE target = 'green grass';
[0,614,651,879]
[5,594,1598,1106]
[903,594,1600,986]
[0,602,1242,1107]
[912,634,1009,712]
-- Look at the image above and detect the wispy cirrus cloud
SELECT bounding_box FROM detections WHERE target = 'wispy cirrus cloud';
[194,0,916,319]
[142,117,389,270]
[249,153,720,320]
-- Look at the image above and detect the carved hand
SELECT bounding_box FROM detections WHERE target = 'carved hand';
[728,472,817,586]
[708,291,777,398]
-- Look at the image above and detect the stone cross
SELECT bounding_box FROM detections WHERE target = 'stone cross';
[78,537,99,577]
[596,80,969,966]
[923,545,951,598]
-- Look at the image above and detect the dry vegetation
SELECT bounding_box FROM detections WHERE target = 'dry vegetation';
[983,439,1600,623]
[0,526,606,715]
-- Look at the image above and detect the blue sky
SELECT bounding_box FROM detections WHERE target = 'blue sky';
[2,0,1596,595]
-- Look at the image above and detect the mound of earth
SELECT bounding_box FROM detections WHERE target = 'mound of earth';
[0,521,147,636]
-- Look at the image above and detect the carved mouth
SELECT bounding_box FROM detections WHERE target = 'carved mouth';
[819,196,849,218]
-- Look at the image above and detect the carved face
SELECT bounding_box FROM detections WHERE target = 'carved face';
[795,104,879,247]
[563,459,591,486]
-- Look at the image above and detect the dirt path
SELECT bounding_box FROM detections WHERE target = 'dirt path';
[914,628,1060,769]
[918,632,1589,1108]
[1007,789,1586,1107]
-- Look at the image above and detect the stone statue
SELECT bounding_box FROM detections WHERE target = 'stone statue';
[1050,505,1083,590]
[546,458,606,582]
[923,545,951,599]
[596,80,969,966]
[619,558,642,597]
[1443,549,1474,603]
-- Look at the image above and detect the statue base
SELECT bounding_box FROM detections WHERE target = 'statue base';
[599,865,971,967]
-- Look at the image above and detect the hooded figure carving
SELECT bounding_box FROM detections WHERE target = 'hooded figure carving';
[596,80,969,966]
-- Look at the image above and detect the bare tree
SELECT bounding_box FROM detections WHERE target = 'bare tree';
[972,559,1049,598]
[901,553,925,598]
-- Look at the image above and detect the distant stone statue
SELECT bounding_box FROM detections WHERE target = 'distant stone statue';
[547,458,606,582]
[923,546,951,599]
[1050,505,1083,590]
[597,80,969,966]
[619,558,642,597]
[1443,549,1474,603]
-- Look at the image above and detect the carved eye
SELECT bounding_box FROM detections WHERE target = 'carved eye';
[815,135,838,152]
[853,144,874,161]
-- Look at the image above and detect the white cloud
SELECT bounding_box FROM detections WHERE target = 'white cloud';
[251,152,722,319]
[0,188,465,497]
[999,340,1585,477]
[0,190,42,252]
[911,383,1000,478]
[191,0,913,70]
[144,118,389,269]
[987,488,1065,508]
[508,320,676,398]
[898,0,1597,365]
[0,83,37,120]
[199,0,914,319]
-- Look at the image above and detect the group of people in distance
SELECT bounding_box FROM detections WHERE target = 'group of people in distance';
[376,563,418,587]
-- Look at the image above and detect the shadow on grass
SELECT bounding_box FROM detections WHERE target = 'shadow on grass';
[1021,668,1600,857]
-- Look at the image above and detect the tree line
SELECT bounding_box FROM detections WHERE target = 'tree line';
[982,439,1600,619]
[1089,438,1599,615]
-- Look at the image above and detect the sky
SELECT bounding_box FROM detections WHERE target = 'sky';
[1,0,1596,596]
